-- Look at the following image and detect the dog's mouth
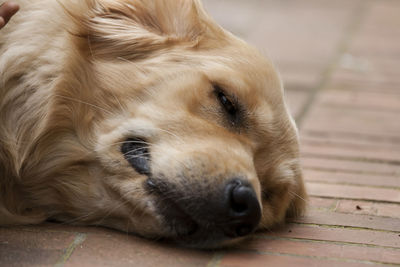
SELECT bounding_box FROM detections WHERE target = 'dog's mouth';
[146,178,199,238]
[145,177,261,248]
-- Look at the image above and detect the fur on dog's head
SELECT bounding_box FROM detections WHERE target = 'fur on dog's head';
[1,0,306,248]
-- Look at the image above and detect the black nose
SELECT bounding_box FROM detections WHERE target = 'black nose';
[146,177,261,246]
[224,179,261,237]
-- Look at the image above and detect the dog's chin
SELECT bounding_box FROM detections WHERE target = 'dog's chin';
[158,210,248,249]
[172,228,247,249]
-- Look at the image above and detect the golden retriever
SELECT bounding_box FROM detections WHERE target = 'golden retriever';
[0,0,306,248]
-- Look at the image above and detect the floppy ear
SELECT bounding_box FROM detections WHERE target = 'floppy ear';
[66,0,211,59]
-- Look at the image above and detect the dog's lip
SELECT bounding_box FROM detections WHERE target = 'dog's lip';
[146,178,199,237]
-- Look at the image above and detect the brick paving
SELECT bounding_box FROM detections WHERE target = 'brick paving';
[1,0,400,266]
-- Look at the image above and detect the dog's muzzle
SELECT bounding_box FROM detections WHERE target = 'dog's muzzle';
[146,177,261,247]
[121,138,261,247]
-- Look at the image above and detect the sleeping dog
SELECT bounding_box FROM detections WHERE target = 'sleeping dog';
[0,0,306,248]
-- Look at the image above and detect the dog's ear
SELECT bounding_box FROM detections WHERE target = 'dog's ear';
[67,0,216,59]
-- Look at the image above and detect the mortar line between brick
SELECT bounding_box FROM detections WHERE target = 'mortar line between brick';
[295,0,370,128]
[303,166,400,178]
[289,222,400,234]
[303,130,400,144]
[302,153,400,166]
[256,236,400,250]
[239,249,400,266]
[306,180,400,191]
[295,209,400,226]
[302,166,400,178]
[54,233,87,267]
[317,103,400,114]
[302,138,400,149]
[306,195,400,205]
[304,180,400,190]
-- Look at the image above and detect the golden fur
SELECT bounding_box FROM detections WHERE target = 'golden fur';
[0,0,306,248]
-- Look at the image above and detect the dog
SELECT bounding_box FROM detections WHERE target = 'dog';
[0,0,306,248]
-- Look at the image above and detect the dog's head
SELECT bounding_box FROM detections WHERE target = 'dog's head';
[32,0,306,248]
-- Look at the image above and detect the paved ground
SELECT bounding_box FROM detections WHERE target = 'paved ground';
[1,0,400,266]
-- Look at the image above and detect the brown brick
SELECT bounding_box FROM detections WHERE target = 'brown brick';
[306,182,400,203]
[65,231,213,267]
[285,89,310,119]
[349,30,400,59]
[333,35,400,83]
[331,48,400,86]
[303,169,400,188]
[302,127,400,148]
[246,238,400,265]
[325,79,400,95]
[301,137,400,163]
[335,200,400,219]
[246,0,360,66]
[302,105,400,137]
[317,90,400,112]
[266,224,400,248]
[365,0,400,29]
[25,222,119,235]
[220,250,374,267]
[308,197,338,211]
[280,64,320,93]
[0,227,77,267]
[293,210,400,232]
[301,157,400,176]
[202,0,263,40]
[331,63,400,89]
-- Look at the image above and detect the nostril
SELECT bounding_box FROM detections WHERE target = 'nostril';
[231,183,253,214]
[224,179,261,238]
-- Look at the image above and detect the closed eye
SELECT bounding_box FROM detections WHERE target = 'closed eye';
[213,84,241,126]
[216,89,237,116]
[121,138,151,175]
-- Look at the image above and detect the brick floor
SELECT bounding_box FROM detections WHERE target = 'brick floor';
[1,0,400,266]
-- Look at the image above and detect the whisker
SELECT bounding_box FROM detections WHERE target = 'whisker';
[94,186,145,226]
[52,94,114,115]
[123,147,151,157]
[60,186,144,225]
[94,140,151,153]
[60,210,99,225]
[156,128,184,143]
[117,57,133,64]
[288,191,308,203]
[126,153,151,159]
[108,89,126,114]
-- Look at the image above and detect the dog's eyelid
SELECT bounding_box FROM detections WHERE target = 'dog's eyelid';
[212,84,238,112]
[210,83,249,131]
